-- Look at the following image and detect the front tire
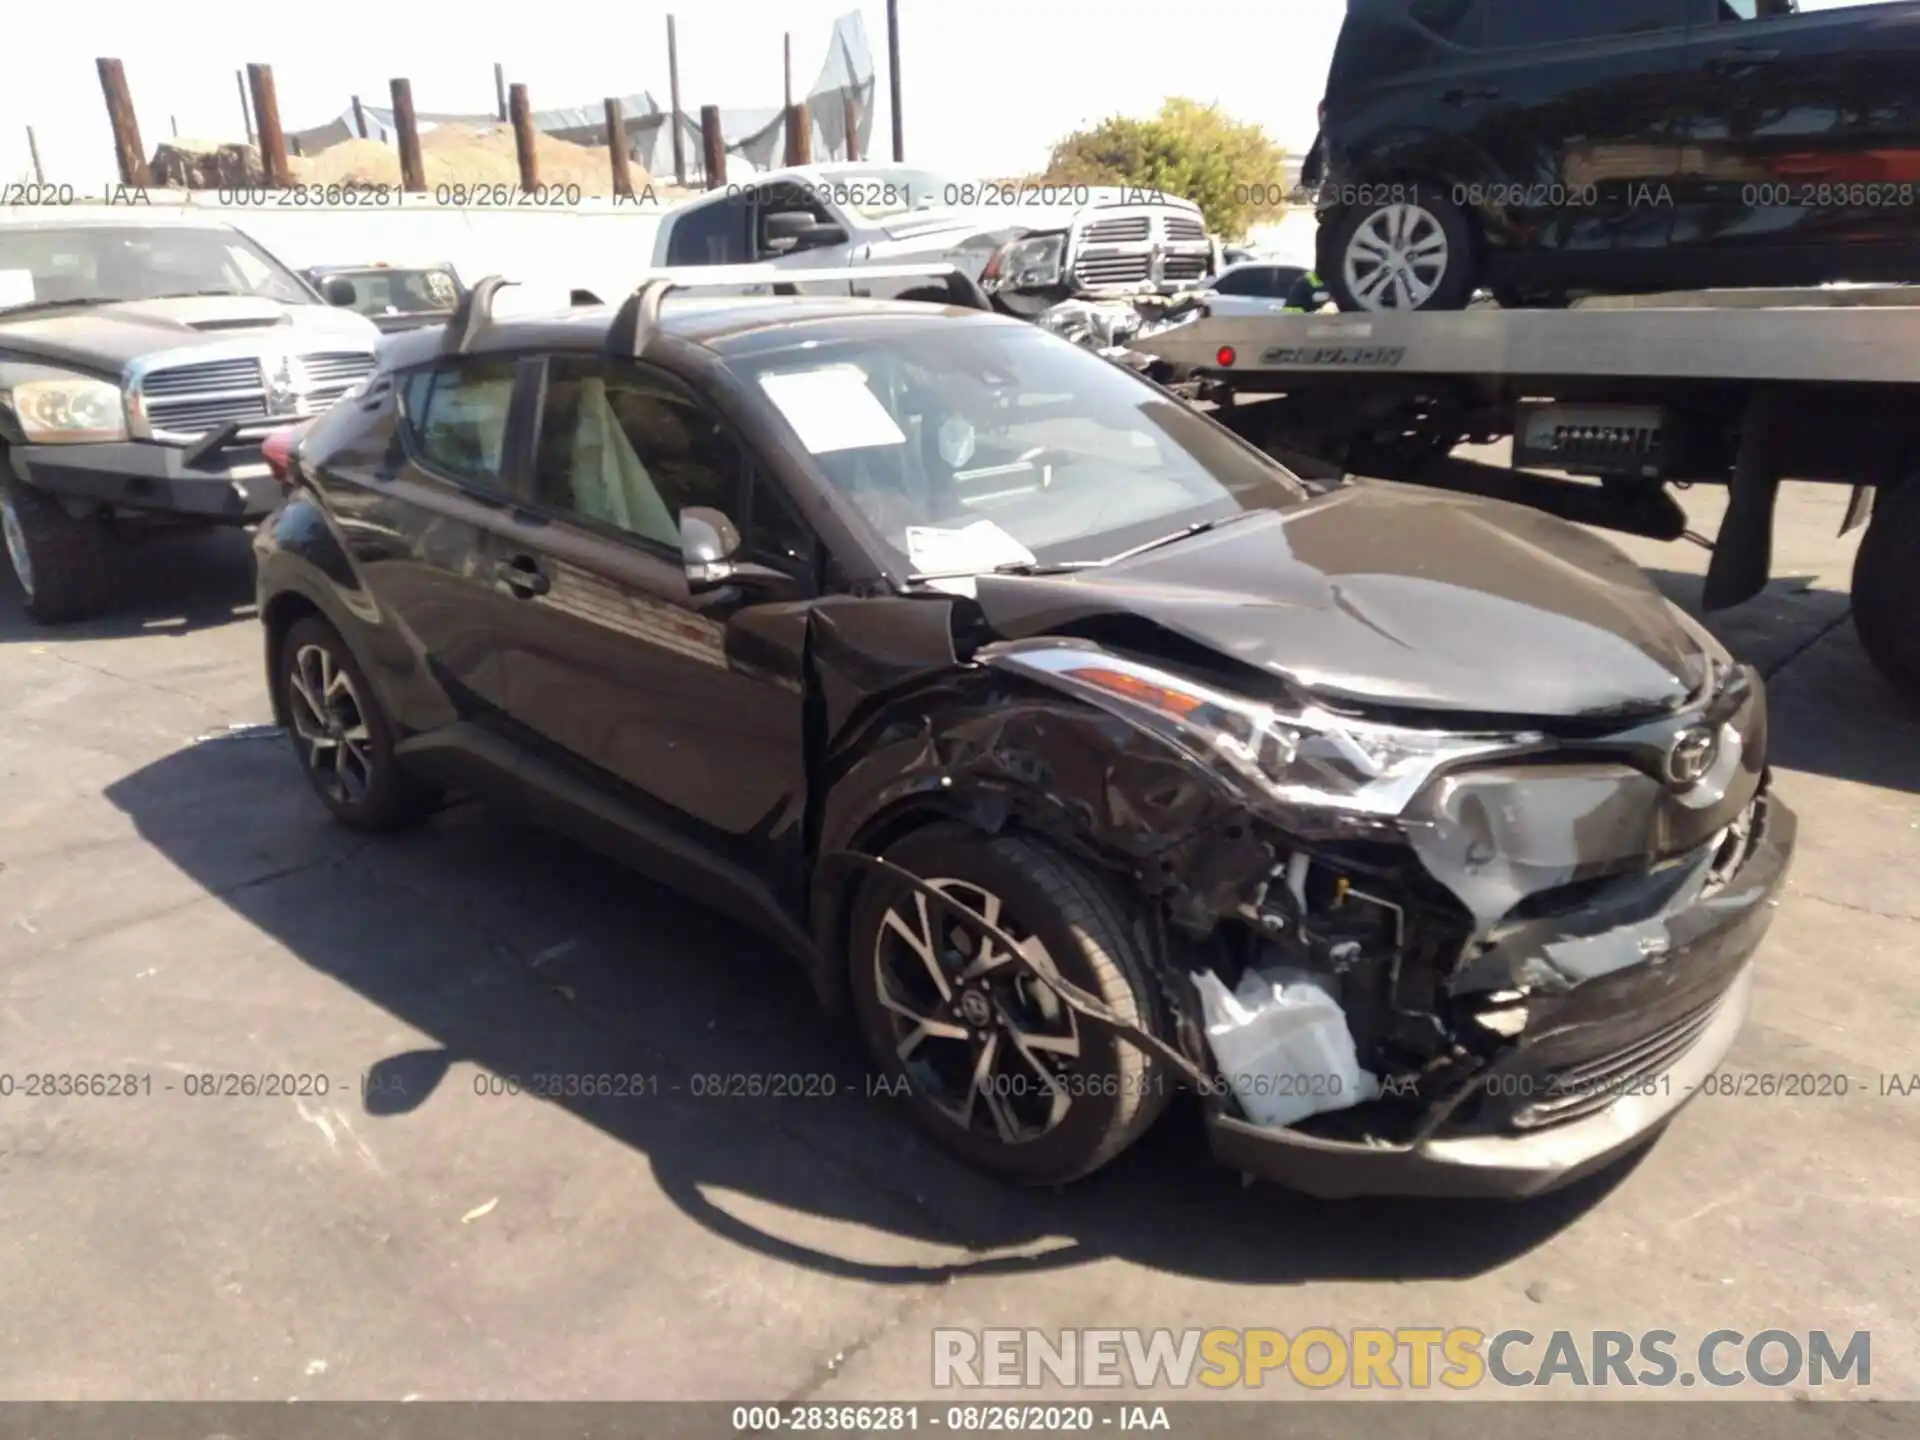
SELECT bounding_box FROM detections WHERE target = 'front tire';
[2,477,113,624]
[848,825,1173,1186]
[278,615,434,830]
[1852,478,1920,705]
[1327,186,1478,312]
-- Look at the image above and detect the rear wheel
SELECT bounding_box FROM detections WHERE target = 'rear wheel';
[848,825,1173,1186]
[278,615,435,830]
[2,477,113,624]
[1327,186,1478,312]
[1851,478,1920,705]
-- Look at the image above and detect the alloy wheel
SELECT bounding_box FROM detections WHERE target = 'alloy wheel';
[287,642,375,805]
[872,878,1082,1145]
[1342,202,1451,310]
[1,494,32,599]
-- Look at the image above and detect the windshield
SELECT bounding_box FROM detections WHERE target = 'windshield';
[823,168,957,219]
[727,320,1307,578]
[0,225,313,311]
[323,267,461,317]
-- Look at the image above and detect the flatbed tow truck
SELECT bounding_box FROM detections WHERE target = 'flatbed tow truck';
[1127,296,1920,706]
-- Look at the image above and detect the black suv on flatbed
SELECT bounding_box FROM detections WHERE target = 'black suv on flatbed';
[1,211,379,620]
[1308,0,1920,310]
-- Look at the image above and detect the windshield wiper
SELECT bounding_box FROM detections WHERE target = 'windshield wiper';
[907,559,1103,584]
[1097,508,1269,566]
[147,289,247,299]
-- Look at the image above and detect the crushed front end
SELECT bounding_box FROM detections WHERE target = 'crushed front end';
[988,640,1795,1199]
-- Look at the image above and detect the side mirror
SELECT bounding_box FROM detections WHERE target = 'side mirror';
[763,210,817,246]
[680,505,743,590]
[323,277,358,308]
[680,506,804,601]
[793,222,848,252]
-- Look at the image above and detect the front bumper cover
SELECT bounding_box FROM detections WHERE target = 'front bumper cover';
[1207,791,1797,1199]
[13,439,278,522]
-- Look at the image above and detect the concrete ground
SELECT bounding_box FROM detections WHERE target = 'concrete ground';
[0,482,1915,1403]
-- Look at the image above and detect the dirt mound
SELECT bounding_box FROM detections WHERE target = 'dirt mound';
[293,124,651,196]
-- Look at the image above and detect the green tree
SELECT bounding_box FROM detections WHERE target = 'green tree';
[1040,98,1288,240]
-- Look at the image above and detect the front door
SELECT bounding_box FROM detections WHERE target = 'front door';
[1677,0,1920,278]
[488,353,821,895]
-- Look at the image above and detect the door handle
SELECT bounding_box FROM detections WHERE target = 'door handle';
[1706,47,1780,72]
[1442,86,1501,105]
[495,555,551,597]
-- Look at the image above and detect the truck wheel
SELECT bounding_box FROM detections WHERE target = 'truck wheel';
[1851,478,1920,705]
[848,824,1173,1186]
[1327,186,1477,312]
[1,477,113,624]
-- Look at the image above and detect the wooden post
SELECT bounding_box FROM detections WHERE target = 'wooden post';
[352,96,368,139]
[494,63,508,123]
[785,102,812,167]
[509,83,539,191]
[96,59,152,187]
[26,126,44,184]
[887,0,904,161]
[603,98,634,199]
[247,64,292,187]
[236,69,254,145]
[843,91,861,162]
[699,105,724,190]
[390,78,426,192]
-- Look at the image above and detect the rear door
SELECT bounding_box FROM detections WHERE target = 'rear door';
[306,353,530,737]
[486,353,820,886]
[1677,0,1920,276]
[1466,0,1700,284]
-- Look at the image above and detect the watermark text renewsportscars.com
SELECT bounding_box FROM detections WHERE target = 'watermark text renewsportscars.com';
[933,1327,1870,1392]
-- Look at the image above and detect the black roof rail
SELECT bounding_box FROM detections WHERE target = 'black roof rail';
[444,274,514,356]
[603,264,992,359]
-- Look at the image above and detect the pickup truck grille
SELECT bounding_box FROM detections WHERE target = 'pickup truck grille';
[1165,215,1206,241]
[1162,253,1209,281]
[1075,254,1154,286]
[1083,215,1151,243]
[135,348,376,439]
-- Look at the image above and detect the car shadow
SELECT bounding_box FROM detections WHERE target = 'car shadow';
[105,733,1635,1297]
[1645,567,1920,795]
[103,733,1631,1291]
[0,526,259,644]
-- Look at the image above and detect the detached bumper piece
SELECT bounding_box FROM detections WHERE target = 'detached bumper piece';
[18,439,279,521]
[1210,793,1796,1199]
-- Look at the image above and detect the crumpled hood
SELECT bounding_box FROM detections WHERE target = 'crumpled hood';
[883,205,1085,244]
[971,484,1711,722]
[0,296,378,374]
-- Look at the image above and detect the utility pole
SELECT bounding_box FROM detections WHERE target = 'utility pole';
[886,0,904,161]
[667,14,686,186]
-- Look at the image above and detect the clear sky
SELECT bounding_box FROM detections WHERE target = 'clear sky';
[0,0,1869,190]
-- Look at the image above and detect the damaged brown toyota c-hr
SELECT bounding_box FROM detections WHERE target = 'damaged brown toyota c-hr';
[253,275,1796,1199]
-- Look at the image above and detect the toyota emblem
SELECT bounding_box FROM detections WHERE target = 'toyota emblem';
[1665,725,1719,787]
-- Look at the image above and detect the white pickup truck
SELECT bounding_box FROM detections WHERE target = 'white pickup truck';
[638,161,1216,315]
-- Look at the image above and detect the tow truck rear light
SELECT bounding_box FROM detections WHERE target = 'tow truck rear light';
[1216,345,1237,368]
[262,425,304,486]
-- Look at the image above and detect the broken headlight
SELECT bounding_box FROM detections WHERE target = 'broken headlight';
[999,646,1543,817]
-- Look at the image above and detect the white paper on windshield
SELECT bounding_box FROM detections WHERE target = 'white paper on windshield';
[757,366,907,454]
[0,270,36,307]
[905,519,1036,577]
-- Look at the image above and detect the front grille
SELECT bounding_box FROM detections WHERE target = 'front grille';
[300,351,377,394]
[1510,997,1724,1130]
[141,357,264,398]
[1162,253,1209,281]
[1083,215,1151,243]
[136,347,375,438]
[1166,215,1206,241]
[1074,254,1153,286]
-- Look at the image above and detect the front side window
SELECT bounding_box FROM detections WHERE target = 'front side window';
[1484,0,1691,46]
[722,318,1307,579]
[532,358,744,551]
[400,357,519,489]
[665,199,751,266]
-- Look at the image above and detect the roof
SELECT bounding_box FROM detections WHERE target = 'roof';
[378,294,1017,370]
